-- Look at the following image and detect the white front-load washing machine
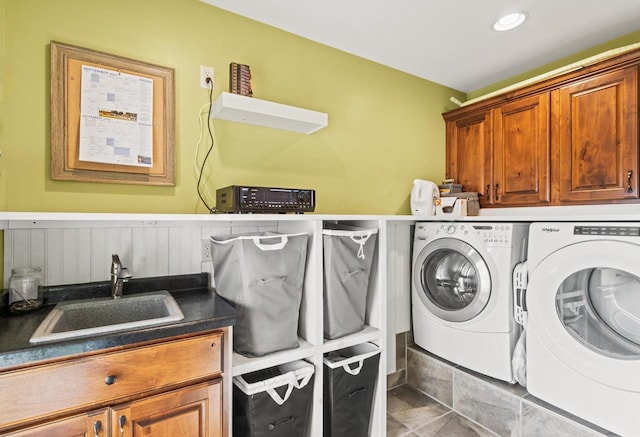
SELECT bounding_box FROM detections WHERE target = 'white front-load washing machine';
[412,222,529,382]
[524,222,640,436]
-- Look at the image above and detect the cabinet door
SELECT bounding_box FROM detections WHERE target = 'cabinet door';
[4,410,109,437]
[112,381,222,437]
[555,67,639,202]
[445,110,492,205]
[493,93,551,205]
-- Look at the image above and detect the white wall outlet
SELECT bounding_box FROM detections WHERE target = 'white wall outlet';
[200,65,214,89]
[201,238,212,261]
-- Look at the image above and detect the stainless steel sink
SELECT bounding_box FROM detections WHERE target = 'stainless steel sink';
[29,290,185,344]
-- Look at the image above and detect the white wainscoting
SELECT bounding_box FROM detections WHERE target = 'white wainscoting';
[3,223,279,288]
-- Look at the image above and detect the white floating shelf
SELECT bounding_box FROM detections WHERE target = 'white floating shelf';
[210,92,328,134]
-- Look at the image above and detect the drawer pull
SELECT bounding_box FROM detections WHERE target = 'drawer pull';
[119,415,126,437]
[104,375,117,385]
[93,420,101,437]
[211,342,216,347]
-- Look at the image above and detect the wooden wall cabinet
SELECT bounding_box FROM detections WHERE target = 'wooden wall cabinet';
[445,93,551,207]
[444,50,640,208]
[445,110,493,206]
[0,330,229,437]
[493,93,551,206]
[554,67,639,203]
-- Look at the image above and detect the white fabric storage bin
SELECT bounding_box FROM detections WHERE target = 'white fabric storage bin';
[233,360,315,437]
[322,224,378,339]
[211,232,309,357]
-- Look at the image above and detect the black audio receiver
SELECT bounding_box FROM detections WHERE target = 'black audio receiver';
[216,185,315,213]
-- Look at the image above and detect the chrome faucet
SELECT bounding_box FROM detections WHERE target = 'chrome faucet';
[111,254,132,299]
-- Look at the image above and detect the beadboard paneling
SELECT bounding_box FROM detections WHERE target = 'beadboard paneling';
[3,223,278,288]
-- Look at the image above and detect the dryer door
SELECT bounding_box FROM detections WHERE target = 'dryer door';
[413,238,491,322]
[528,240,640,390]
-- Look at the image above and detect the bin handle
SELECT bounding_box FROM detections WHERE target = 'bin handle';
[252,235,288,251]
[265,369,313,405]
[268,416,295,430]
[266,383,295,406]
[343,268,364,281]
[349,387,368,398]
[260,275,287,284]
[292,370,313,390]
[349,234,372,259]
[343,359,364,376]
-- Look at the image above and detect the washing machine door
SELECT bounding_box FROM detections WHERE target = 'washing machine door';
[528,240,640,390]
[413,238,491,322]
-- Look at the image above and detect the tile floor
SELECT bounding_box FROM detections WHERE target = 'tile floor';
[387,344,618,437]
[387,385,498,437]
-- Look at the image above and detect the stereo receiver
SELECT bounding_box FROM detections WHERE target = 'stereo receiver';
[216,185,315,213]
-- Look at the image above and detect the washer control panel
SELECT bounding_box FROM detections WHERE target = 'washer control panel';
[419,223,513,246]
[473,224,512,246]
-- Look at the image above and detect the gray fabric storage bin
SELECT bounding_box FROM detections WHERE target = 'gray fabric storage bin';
[322,224,378,339]
[212,232,309,357]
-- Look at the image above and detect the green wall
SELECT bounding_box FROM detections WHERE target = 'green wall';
[1,0,463,215]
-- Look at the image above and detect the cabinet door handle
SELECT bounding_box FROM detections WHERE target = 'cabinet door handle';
[93,420,101,437]
[104,375,116,385]
[119,415,126,437]
[494,183,500,201]
[485,184,490,198]
[627,170,633,193]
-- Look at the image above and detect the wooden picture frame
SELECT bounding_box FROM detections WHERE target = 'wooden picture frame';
[50,41,175,186]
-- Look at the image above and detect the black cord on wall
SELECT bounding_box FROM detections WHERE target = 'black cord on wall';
[197,77,215,213]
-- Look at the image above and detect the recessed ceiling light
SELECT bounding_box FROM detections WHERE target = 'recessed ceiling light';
[493,12,527,31]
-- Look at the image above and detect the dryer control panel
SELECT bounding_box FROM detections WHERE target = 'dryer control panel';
[574,225,640,236]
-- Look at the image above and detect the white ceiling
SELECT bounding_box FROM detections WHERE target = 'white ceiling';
[200,0,640,93]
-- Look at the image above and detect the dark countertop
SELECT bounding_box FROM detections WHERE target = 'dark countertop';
[0,273,236,370]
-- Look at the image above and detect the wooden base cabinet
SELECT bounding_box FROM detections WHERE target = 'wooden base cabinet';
[112,382,221,437]
[8,383,220,437]
[8,410,109,437]
[0,330,229,437]
[445,49,640,208]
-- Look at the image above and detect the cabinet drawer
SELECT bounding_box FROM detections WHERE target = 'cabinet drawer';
[0,331,223,430]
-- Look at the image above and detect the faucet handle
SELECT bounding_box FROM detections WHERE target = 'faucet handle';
[119,267,133,280]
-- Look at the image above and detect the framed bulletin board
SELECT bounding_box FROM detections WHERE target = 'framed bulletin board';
[50,41,175,185]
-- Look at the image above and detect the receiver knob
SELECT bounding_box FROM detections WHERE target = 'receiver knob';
[297,191,310,202]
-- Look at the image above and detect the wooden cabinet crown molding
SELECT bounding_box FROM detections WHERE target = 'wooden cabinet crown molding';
[443,46,640,118]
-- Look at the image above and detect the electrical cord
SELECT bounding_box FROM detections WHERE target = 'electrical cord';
[195,77,216,213]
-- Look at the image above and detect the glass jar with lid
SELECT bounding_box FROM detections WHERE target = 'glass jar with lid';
[9,267,43,312]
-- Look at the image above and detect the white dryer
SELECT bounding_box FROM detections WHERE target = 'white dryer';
[412,222,529,382]
[524,222,640,436]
